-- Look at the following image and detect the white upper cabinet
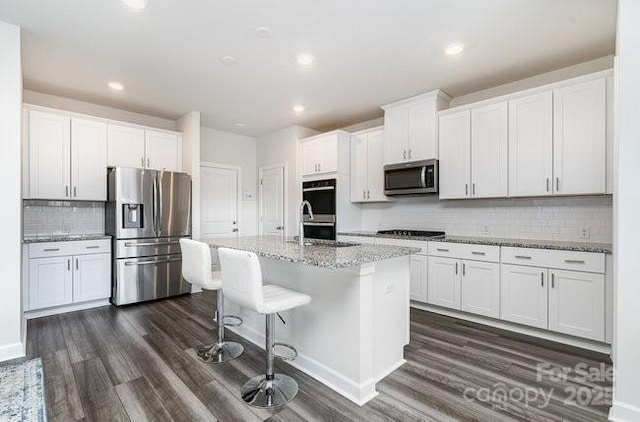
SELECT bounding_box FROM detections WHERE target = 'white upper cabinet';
[29,110,71,200]
[300,131,349,177]
[553,78,606,195]
[382,90,450,165]
[508,91,554,197]
[107,124,146,168]
[71,118,107,201]
[145,130,180,172]
[438,110,471,199]
[471,101,508,198]
[350,128,387,202]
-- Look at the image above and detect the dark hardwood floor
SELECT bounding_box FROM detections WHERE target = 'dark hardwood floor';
[24,291,612,421]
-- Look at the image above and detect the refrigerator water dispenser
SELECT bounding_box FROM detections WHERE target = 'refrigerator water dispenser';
[123,204,143,228]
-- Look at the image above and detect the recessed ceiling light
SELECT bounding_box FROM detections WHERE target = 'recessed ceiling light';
[254,27,273,38]
[108,81,124,91]
[220,56,237,66]
[121,0,147,10]
[296,53,315,68]
[444,43,465,56]
[293,104,305,113]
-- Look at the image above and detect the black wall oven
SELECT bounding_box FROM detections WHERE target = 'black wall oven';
[302,178,336,240]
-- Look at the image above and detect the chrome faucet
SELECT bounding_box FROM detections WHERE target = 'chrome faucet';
[299,200,314,246]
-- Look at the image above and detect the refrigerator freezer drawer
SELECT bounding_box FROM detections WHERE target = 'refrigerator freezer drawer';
[115,237,187,259]
[112,254,191,305]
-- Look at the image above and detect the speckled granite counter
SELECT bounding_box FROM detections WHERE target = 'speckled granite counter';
[203,235,419,269]
[23,234,112,244]
[337,231,612,253]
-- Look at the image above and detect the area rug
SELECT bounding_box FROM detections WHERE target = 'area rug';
[0,358,46,422]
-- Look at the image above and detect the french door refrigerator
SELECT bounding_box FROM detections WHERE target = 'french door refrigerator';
[106,167,192,305]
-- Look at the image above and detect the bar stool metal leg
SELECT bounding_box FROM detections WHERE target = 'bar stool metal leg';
[197,290,244,363]
[241,313,299,408]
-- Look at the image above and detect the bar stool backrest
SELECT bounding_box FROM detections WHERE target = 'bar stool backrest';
[180,239,220,290]
[218,247,264,313]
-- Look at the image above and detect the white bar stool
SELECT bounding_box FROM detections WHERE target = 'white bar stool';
[180,239,244,363]
[218,247,311,408]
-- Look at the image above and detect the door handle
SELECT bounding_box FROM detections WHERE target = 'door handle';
[363,190,366,199]
[43,248,60,252]
[564,259,585,264]
[515,255,532,260]
[471,251,485,256]
[318,163,321,172]
[85,245,100,249]
[124,241,180,247]
[436,248,449,252]
[472,183,476,195]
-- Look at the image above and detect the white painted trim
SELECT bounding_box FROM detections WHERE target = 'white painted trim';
[200,162,243,237]
[22,103,181,135]
[228,322,383,406]
[374,359,406,382]
[0,341,25,362]
[351,125,384,136]
[258,162,288,237]
[25,299,110,319]
[298,129,351,143]
[410,301,612,354]
[609,400,640,421]
[381,89,452,110]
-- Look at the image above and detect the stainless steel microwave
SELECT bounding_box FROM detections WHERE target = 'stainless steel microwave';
[384,159,438,196]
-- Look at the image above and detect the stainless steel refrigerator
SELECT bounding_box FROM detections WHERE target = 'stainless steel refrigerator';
[106,167,192,305]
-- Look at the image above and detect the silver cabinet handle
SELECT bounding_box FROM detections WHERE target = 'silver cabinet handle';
[85,245,100,249]
[363,190,366,199]
[556,177,560,191]
[541,272,544,287]
[471,251,485,256]
[67,259,71,271]
[565,259,585,264]
[43,248,60,252]
[472,183,476,195]
[318,163,321,172]
[455,262,458,275]
[551,272,555,288]
[232,228,238,232]
[73,186,77,197]
[147,158,150,167]
[65,186,69,197]
[408,149,412,159]
[75,258,79,270]
[515,255,532,260]
[465,184,468,196]
[462,262,466,276]
[437,248,449,252]
[546,178,550,192]
[367,190,370,199]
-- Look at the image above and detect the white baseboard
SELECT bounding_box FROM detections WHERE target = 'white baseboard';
[228,324,383,406]
[609,400,640,421]
[25,299,110,319]
[410,301,612,354]
[0,341,25,362]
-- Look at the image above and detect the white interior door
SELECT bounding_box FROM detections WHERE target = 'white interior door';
[260,165,285,237]
[201,165,239,238]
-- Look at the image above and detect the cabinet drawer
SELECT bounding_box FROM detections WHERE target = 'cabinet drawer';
[501,247,605,273]
[28,239,111,258]
[70,239,111,255]
[375,237,428,254]
[428,241,500,262]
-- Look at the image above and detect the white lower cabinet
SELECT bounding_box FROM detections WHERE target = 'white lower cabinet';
[410,254,428,302]
[461,260,500,318]
[73,254,111,302]
[548,269,605,341]
[427,256,461,310]
[500,264,548,329]
[28,256,74,310]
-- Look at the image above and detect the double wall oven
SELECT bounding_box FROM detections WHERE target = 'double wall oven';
[302,179,336,240]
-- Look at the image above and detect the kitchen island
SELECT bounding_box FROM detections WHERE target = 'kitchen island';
[203,236,418,405]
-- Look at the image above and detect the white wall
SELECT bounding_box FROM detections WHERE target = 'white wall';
[176,112,201,238]
[610,0,640,420]
[0,21,24,361]
[23,89,176,131]
[359,195,612,243]
[200,127,258,236]
[257,125,319,236]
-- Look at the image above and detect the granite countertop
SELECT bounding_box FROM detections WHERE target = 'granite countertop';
[23,234,112,244]
[337,231,612,254]
[203,235,419,269]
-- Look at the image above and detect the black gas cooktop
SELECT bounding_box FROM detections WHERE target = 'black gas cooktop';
[376,229,445,238]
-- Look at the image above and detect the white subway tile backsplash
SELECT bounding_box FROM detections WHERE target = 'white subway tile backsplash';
[23,200,105,238]
[359,195,612,243]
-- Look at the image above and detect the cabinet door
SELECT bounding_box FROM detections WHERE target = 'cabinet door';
[29,110,71,200]
[28,256,73,310]
[350,134,368,202]
[366,129,387,201]
[71,119,107,201]
[471,102,508,198]
[438,110,471,199]
[384,106,409,164]
[500,264,548,329]
[73,253,111,303]
[145,130,180,171]
[301,139,323,176]
[548,270,605,341]
[553,79,606,195]
[508,92,553,197]
[427,257,461,310]
[107,124,145,168]
[408,98,437,161]
[461,260,500,318]
[318,135,338,174]
[410,254,428,302]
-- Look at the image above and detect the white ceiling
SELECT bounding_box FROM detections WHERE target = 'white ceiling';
[0,0,616,137]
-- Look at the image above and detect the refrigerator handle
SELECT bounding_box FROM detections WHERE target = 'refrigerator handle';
[158,172,164,236]
[152,174,158,236]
